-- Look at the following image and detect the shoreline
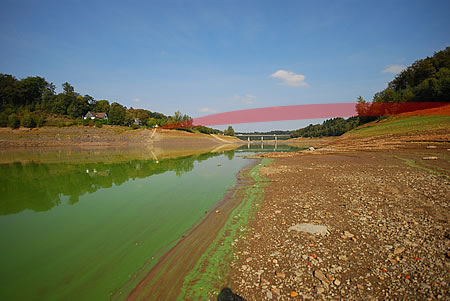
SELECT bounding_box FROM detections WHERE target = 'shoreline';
[0,126,241,149]
[125,158,265,300]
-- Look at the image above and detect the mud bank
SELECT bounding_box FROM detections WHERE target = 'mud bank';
[125,158,272,300]
[0,126,240,149]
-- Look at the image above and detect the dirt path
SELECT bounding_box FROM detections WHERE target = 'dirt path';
[230,145,449,300]
[210,134,233,143]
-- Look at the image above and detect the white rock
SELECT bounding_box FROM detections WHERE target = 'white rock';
[288,223,328,235]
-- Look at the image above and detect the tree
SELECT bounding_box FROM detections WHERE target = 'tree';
[67,96,89,118]
[94,100,110,113]
[8,113,20,129]
[109,102,126,125]
[374,47,450,103]
[0,112,8,127]
[224,126,235,136]
[62,82,75,95]
[21,111,36,128]
[356,96,370,116]
[17,76,50,108]
[83,95,96,110]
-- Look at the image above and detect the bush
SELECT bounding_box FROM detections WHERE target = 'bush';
[34,115,46,127]
[8,114,20,129]
[95,120,103,128]
[0,112,8,127]
[176,127,194,133]
[131,124,140,130]
[21,112,36,128]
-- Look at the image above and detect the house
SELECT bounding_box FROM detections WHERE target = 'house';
[134,118,143,126]
[84,111,108,120]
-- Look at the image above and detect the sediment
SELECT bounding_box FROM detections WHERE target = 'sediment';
[229,142,449,300]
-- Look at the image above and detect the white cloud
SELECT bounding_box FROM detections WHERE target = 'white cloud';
[199,107,217,113]
[232,94,256,104]
[270,70,308,87]
[382,65,406,73]
[132,98,141,103]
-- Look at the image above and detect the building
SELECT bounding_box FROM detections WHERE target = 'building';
[134,118,143,126]
[84,112,108,120]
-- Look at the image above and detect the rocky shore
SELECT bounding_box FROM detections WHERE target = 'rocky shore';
[230,145,449,300]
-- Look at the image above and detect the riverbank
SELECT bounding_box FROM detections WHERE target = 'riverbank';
[125,158,268,300]
[0,126,241,149]
[229,118,449,300]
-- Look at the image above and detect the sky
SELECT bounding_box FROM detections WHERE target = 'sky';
[1,0,449,131]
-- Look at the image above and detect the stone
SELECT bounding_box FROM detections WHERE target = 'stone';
[288,223,328,235]
[393,247,405,255]
[271,287,281,296]
[276,272,286,278]
[270,251,281,257]
[314,270,328,283]
[334,279,341,286]
[422,156,438,160]
[342,231,355,239]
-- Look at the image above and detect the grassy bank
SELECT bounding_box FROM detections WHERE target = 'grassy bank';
[349,115,450,138]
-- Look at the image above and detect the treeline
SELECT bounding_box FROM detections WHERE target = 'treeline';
[235,130,291,140]
[290,117,363,138]
[292,47,449,138]
[373,47,449,103]
[0,74,194,129]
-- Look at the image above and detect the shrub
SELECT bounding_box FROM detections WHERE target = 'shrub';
[21,112,36,128]
[34,115,46,127]
[0,112,8,127]
[8,114,20,129]
[95,120,103,128]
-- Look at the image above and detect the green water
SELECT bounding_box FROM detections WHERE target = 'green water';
[0,145,301,300]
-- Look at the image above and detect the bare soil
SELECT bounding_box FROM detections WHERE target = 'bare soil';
[0,126,240,149]
[230,136,449,299]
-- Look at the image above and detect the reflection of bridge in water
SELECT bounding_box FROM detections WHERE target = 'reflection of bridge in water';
[236,143,303,152]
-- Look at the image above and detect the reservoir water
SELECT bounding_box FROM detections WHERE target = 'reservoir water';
[0,144,300,300]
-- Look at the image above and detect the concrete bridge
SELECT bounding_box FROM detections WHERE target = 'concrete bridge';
[236,134,291,142]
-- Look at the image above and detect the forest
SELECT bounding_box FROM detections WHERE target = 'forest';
[373,47,449,103]
[0,75,192,129]
[292,47,449,138]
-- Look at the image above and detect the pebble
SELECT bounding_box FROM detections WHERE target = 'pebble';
[230,151,449,300]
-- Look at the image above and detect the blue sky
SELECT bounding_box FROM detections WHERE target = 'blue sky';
[1,0,449,131]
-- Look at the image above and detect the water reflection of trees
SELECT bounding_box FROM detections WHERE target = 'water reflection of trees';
[0,150,235,215]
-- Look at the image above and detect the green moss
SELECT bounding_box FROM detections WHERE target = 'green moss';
[179,158,273,300]
[396,156,448,178]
